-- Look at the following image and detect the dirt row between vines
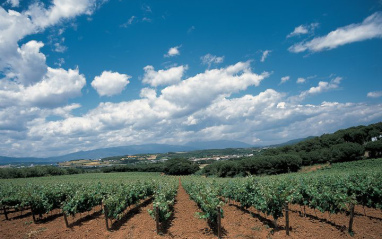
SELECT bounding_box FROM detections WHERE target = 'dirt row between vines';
[1,183,382,239]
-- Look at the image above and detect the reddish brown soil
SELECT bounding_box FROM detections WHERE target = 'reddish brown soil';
[1,185,382,239]
[299,163,330,173]
[224,200,382,239]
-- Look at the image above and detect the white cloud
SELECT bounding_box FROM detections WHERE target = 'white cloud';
[0,0,103,86]
[128,15,136,24]
[294,77,343,101]
[158,61,269,116]
[4,40,47,85]
[0,0,109,156]
[120,16,135,27]
[1,1,380,159]
[288,25,308,37]
[200,54,224,68]
[277,102,286,109]
[142,17,151,22]
[91,71,131,96]
[198,89,284,123]
[26,0,100,29]
[297,77,306,84]
[142,65,187,87]
[120,16,151,27]
[164,46,181,57]
[287,23,319,38]
[289,12,382,53]
[308,79,339,94]
[55,58,65,67]
[0,10,37,82]
[0,67,86,109]
[1,63,381,157]
[260,50,271,62]
[6,0,20,7]
[26,67,86,107]
[54,42,67,53]
[280,76,290,84]
[367,91,382,98]
[140,88,157,100]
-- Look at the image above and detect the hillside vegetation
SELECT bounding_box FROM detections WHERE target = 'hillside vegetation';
[202,122,382,177]
[1,122,381,179]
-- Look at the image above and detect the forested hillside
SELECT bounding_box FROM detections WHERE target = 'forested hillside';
[203,122,382,177]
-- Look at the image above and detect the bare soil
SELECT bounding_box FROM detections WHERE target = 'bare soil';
[1,184,381,239]
[298,163,330,173]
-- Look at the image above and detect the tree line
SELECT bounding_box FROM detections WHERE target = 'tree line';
[1,122,381,179]
[0,166,84,179]
[202,122,382,177]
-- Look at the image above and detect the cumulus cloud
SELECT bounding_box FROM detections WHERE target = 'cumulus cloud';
[55,58,65,67]
[289,12,382,53]
[4,40,48,85]
[280,76,290,84]
[26,0,101,29]
[0,2,380,158]
[6,0,20,7]
[0,62,272,156]
[142,65,187,87]
[0,0,108,156]
[260,50,271,62]
[297,77,306,84]
[0,0,104,86]
[140,88,157,100]
[164,46,181,57]
[22,87,381,157]
[54,42,67,53]
[277,102,286,109]
[200,54,224,68]
[2,66,381,157]
[287,23,319,38]
[91,71,131,96]
[288,25,308,36]
[0,67,86,108]
[293,77,342,101]
[159,61,269,114]
[367,91,382,98]
[52,37,67,53]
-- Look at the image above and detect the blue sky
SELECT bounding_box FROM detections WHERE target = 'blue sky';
[0,0,382,157]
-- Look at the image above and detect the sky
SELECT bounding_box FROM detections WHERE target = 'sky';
[0,0,382,158]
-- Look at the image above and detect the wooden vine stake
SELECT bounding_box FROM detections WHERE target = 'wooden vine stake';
[285,201,290,236]
[303,205,306,217]
[348,203,355,233]
[3,206,8,220]
[217,206,222,239]
[62,210,69,228]
[155,206,160,234]
[104,205,110,230]
[31,208,36,223]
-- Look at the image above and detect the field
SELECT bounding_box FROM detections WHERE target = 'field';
[1,160,382,239]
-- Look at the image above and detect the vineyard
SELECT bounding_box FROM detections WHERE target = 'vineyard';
[1,160,382,239]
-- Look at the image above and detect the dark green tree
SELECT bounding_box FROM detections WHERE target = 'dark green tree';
[365,140,382,158]
[164,158,199,175]
[330,142,364,163]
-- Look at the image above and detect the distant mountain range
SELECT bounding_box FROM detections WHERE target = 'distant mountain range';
[269,136,317,147]
[0,138,312,164]
[184,140,253,150]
